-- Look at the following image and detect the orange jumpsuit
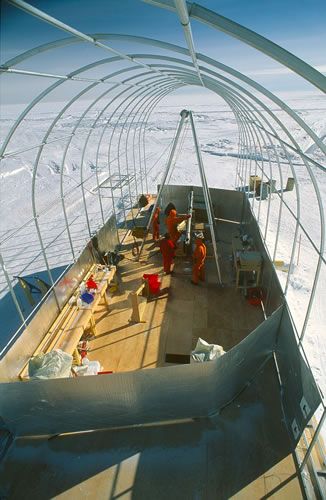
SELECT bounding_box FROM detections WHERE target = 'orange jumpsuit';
[152,207,160,241]
[192,240,207,284]
[166,209,190,243]
[160,237,176,273]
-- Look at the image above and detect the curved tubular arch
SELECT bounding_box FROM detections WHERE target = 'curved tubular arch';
[78,75,179,234]
[142,0,325,91]
[147,60,324,261]
[140,51,326,157]
[116,84,180,214]
[2,32,325,156]
[123,65,283,258]
[0,65,178,306]
[79,76,172,236]
[141,64,322,343]
[227,96,284,262]
[5,0,186,88]
[58,68,171,251]
[189,68,324,340]
[0,34,324,340]
[98,58,324,305]
[4,24,324,91]
[30,68,175,281]
[187,2,326,92]
[131,84,178,194]
[111,83,172,227]
[1,51,322,310]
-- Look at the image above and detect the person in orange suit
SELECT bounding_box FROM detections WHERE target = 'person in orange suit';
[152,206,160,241]
[159,233,176,275]
[191,232,207,285]
[166,209,191,244]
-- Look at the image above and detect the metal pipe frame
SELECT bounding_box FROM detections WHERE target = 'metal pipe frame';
[130,84,174,195]
[146,64,294,259]
[1,1,325,480]
[0,50,324,338]
[6,0,186,88]
[106,81,176,232]
[2,33,325,158]
[1,53,324,340]
[115,83,180,230]
[121,85,180,206]
[174,0,204,86]
[146,61,325,344]
[0,56,177,317]
[1,8,320,324]
[144,0,326,92]
[142,66,324,400]
[227,96,283,259]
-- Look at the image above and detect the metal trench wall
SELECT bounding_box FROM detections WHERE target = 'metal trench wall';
[1,0,325,485]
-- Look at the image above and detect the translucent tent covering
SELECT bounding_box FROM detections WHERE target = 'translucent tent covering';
[0,0,325,497]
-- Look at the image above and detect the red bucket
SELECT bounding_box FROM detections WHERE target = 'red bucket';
[143,273,161,294]
[247,287,264,306]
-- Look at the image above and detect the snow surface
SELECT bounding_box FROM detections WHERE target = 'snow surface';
[0,92,325,427]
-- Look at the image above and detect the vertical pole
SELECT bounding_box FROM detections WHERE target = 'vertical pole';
[0,252,26,325]
[299,409,326,471]
[297,234,301,266]
[138,109,189,259]
[188,111,222,285]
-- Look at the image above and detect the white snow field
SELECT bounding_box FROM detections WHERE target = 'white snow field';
[0,90,325,413]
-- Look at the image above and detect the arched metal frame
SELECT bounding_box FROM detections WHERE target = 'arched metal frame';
[1,0,325,486]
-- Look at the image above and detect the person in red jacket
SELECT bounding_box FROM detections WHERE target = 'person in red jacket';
[152,206,160,241]
[166,209,191,244]
[191,232,207,285]
[159,233,176,274]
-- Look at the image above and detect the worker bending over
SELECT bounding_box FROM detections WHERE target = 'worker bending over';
[152,206,160,241]
[160,233,176,275]
[166,209,191,244]
[191,232,207,285]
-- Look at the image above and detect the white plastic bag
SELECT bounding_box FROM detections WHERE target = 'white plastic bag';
[190,338,225,363]
[81,357,101,375]
[29,349,73,379]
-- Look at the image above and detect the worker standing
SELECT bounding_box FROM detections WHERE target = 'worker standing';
[159,233,176,275]
[191,232,207,285]
[152,207,160,241]
[166,209,191,244]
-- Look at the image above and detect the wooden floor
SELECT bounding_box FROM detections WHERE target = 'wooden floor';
[87,223,265,373]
